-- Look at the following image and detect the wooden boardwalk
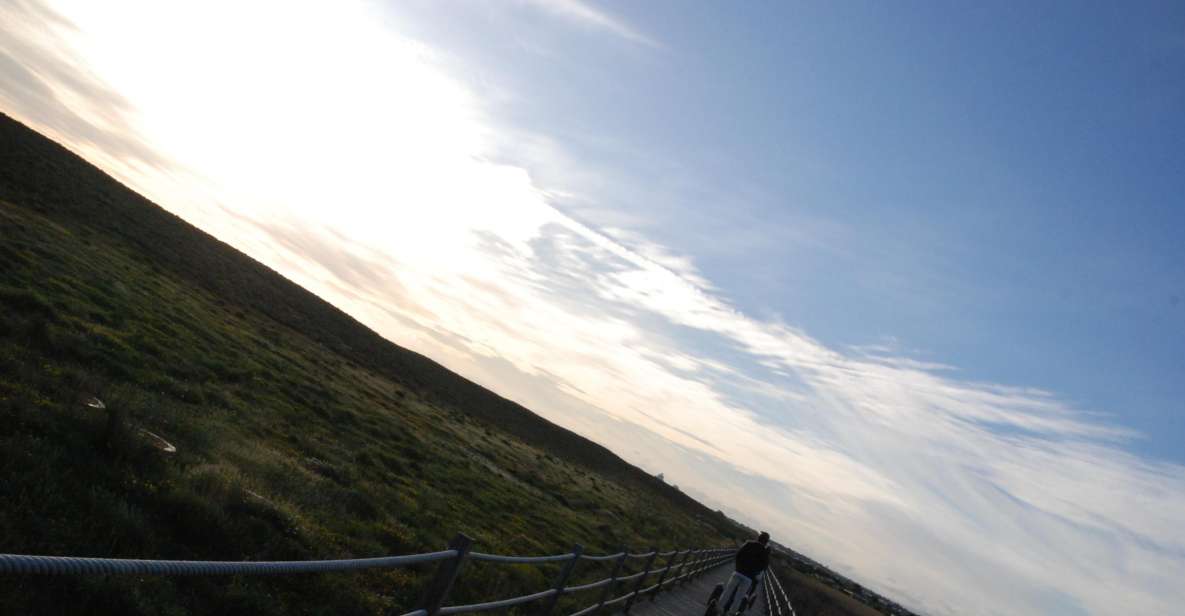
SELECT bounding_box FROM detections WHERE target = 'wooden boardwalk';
[629,567,766,616]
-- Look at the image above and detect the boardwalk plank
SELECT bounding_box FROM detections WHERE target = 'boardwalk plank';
[627,567,766,616]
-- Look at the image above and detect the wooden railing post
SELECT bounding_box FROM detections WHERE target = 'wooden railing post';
[594,548,628,615]
[702,549,723,578]
[622,548,657,613]
[710,548,726,574]
[693,549,712,580]
[416,533,473,616]
[714,548,733,576]
[541,544,583,616]
[647,548,683,602]
[677,549,700,585]
[702,549,717,576]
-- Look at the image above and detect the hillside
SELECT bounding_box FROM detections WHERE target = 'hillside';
[0,112,747,615]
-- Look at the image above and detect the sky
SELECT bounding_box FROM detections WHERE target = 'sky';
[2,1,1184,614]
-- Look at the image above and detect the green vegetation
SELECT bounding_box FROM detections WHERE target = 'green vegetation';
[0,113,745,615]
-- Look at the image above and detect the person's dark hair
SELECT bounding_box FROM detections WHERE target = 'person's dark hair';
[758,531,770,544]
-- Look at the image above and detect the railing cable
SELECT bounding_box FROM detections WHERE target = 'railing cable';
[3,535,737,616]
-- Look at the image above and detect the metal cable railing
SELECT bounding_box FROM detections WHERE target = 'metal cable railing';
[765,565,796,616]
[579,552,626,562]
[438,587,559,614]
[562,577,615,593]
[0,536,736,616]
[763,571,779,616]
[469,551,573,564]
[0,550,457,576]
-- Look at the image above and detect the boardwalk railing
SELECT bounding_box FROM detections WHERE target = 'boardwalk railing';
[761,565,796,616]
[0,533,735,615]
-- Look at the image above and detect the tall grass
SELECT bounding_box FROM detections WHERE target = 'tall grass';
[0,113,747,615]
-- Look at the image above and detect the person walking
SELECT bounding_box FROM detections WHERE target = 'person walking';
[716,531,771,615]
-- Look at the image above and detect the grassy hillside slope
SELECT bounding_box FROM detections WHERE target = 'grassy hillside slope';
[0,113,745,615]
[777,568,885,616]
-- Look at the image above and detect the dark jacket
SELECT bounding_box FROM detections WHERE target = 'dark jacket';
[734,540,770,578]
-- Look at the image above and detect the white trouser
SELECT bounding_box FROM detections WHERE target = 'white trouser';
[719,571,753,614]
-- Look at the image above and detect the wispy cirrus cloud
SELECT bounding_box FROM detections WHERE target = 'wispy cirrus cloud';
[0,0,170,171]
[4,2,1184,614]
[520,0,662,48]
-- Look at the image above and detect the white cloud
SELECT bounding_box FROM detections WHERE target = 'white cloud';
[4,2,1184,614]
[519,0,662,48]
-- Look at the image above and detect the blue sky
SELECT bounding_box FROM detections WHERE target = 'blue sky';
[3,1,1184,614]
[393,0,1185,459]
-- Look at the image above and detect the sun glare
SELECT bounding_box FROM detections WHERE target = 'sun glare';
[52,1,557,261]
[7,3,1184,613]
